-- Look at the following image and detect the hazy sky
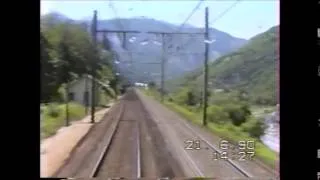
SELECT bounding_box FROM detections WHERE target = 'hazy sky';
[41,0,279,39]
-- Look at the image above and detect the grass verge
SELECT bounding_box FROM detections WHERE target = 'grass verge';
[141,89,277,169]
[40,102,105,139]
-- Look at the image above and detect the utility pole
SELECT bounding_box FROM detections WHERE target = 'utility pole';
[161,33,165,102]
[203,7,209,126]
[65,82,69,126]
[61,30,70,127]
[84,76,88,115]
[91,10,97,123]
[122,32,127,49]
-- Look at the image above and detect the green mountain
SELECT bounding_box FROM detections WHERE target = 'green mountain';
[167,26,278,105]
[41,12,248,84]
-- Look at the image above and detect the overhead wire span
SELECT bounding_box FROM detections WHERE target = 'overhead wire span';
[179,0,242,51]
[176,0,205,32]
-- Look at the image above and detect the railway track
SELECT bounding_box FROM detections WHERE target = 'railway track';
[88,89,183,179]
[89,102,142,178]
[182,123,253,178]
[136,89,278,179]
[54,89,277,179]
[53,89,184,178]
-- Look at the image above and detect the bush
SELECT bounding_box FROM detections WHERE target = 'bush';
[41,102,86,139]
[172,88,189,105]
[224,88,231,93]
[240,104,251,116]
[252,94,275,106]
[207,91,211,97]
[186,91,197,106]
[148,81,156,89]
[223,103,251,126]
[99,89,110,106]
[47,103,61,118]
[66,103,86,120]
[241,117,267,138]
[172,87,202,106]
[207,105,230,124]
[209,92,240,106]
[52,84,67,102]
[264,109,273,113]
[40,106,45,114]
[102,86,116,99]
[146,89,278,168]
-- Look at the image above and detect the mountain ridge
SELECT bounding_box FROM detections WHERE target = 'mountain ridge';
[41,12,248,83]
[166,25,278,105]
[42,12,248,40]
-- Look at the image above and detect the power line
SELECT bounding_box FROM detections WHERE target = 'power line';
[108,1,125,30]
[176,0,205,32]
[106,1,206,53]
[96,29,203,34]
[163,0,205,50]
[113,51,204,55]
[180,0,242,50]
[106,1,132,58]
[209,0,241,25]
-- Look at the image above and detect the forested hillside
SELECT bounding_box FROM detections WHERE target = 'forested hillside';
[144,26,279,166]
[166,26,278,106]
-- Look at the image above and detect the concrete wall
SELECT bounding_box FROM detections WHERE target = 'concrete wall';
[68,78,100,106]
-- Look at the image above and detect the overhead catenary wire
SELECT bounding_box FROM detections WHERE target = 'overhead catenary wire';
[179,0,242,51]
[96,2,210,82]
[105,1,205,54]
[176,0,205,32]
[112,51,204,55]
[209,0,241,25]
[108,1,125,30]
[105,1,134,68]
[164,0,205,52]
[107,1,130,53]
[126,0,205,49]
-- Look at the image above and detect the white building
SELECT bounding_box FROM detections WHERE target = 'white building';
[134,82,148,89]
[68,74,110,107]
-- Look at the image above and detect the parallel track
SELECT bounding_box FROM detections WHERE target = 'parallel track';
[135,89,275,178]
[175,104,278,178]
[184,122,252,177]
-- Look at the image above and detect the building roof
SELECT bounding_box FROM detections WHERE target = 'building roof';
[86,74,110,88]
[68,74,110,89]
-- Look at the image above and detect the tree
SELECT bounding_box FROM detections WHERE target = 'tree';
[109,77,119,95]
[148,81,156,89]
[223,103,251,126]
[207,105,230,124]
[241,117,267,139]
[41,32,60,102]
[41,19,116,103]
[57,32,74,83]
[186,91,196,106]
